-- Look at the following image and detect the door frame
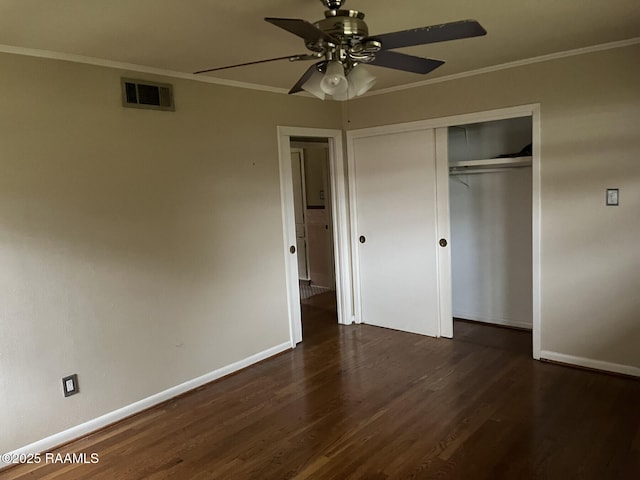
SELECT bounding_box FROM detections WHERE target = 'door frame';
[277,126,351,347]
[290,147,311,281]
[346,103,541,359]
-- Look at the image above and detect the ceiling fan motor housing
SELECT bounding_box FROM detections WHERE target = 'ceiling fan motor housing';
[315,10,368,44]
[309,9,376,67]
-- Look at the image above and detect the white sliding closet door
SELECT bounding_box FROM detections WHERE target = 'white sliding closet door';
[350,128,447,337]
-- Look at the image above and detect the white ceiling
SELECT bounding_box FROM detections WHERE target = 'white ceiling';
[1,0,639,93]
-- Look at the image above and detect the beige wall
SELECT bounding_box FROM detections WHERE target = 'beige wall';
[346,45,640,370]
[303,148,328,208]
[0,52,341,454]
[2,43,638,455]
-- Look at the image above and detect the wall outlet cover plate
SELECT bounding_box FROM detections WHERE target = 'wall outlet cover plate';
[62,374,79,397]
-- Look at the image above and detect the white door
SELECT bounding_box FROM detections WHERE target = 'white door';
[290,149,310,280]
[350,128,446,336]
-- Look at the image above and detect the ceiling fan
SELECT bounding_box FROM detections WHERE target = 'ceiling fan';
[194,0,486,100]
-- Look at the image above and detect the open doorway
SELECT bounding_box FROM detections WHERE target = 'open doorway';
[290,137,335,303]
[277,127,351,348]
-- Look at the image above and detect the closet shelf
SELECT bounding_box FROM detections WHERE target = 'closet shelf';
[449,156,532,175]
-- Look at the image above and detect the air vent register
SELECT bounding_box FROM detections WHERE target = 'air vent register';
[121,78,174,111]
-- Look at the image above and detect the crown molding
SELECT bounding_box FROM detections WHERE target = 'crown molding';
[2,37,639,99]
[365,37,640,98]
[0,44,290,95]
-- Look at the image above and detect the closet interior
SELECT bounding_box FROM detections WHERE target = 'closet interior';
[448,116,533,330]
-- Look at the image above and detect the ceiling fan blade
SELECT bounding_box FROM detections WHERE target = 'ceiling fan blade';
[289,62,324,94]
[369,51,444,74]
[193,54,317,75]
[368,19,486,51]
[265,17,338,45]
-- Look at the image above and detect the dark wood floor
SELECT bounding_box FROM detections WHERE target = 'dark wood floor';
[3,293,639,479]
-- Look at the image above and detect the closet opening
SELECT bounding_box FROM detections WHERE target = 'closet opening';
[448,116,533,350]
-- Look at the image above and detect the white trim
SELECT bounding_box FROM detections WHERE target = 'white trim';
[531,105,542,360]
[345,132,362,325]
[290,148,311,282]
[346,104,541,355]
[435,127,453,338]
[277,129,303,346]
[0,44,289,95]
[327,133,353,326]
[346,104,540,136]
[277,127,352,338]
[366,37,640,97]
[0,342,290,469]
[454,313,532,331]
[540,351,640,378]
[3,38,638,99]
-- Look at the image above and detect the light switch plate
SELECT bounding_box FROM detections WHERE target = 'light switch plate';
[606,188,619,206]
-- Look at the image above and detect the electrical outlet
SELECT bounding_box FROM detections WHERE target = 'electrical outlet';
[62,374,79,397]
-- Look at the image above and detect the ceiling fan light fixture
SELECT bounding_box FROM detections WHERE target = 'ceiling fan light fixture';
[347,64,376,97]
[332,64,375,101]
[320,61,348,95]
[301,69,326,100]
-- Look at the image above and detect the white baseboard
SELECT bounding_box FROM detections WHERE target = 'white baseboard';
[453,311,532,330]
[1,342,291,469]
[540,350,640,378]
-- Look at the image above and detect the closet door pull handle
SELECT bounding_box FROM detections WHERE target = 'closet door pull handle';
[359,236,366,244]
[439,238,448,247]
[290,245,296,254]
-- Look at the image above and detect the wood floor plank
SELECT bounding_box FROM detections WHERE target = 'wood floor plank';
[2,292,639,479]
